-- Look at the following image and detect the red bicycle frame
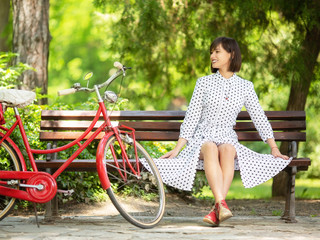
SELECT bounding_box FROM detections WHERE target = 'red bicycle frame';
[0,100,141,203]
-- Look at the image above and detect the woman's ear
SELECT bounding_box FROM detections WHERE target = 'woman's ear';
[231,51,235,59]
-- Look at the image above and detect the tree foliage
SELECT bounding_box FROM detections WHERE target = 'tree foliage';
[91,0,319,109]
[0,52,32,89]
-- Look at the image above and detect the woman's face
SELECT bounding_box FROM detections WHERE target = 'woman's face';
[210,44,232,72]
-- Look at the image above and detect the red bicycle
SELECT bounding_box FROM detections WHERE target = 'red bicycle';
[0,62,165,229]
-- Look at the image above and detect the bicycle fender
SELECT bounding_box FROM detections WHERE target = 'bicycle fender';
[96,133,114,190]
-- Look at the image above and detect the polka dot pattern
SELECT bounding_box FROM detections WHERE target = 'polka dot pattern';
[146,71,292,191]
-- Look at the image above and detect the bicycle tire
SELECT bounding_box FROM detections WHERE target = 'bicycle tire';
[0,139,21,221]
[103,135,165,229]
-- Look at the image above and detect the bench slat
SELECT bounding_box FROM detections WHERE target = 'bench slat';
[41,110,306,121]
[40,120,306,131]
[39,131,306,141]
[35,157,310,170]
[35,159,135,171]
[288,158,311,167]
[41,110,187,121]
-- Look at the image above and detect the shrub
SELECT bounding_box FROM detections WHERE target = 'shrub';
[0,52,33,89]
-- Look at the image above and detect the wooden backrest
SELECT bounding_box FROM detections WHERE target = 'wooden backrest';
[40,110,306,142]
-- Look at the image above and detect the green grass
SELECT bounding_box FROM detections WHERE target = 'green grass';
[195,175,320,200]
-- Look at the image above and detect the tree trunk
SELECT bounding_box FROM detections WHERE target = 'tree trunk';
[0,0,10,51]
[12,0,50,105]
[272,22,320,198]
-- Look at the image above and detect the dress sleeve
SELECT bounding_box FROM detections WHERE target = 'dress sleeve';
[179,78,204,141]
[244,82,274,143]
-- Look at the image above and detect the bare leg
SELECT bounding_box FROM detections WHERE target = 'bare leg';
[202,143,236,225]
[201,142,224,203]
[218,144,236,198]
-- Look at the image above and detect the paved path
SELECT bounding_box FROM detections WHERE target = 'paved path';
[0,215,319,240]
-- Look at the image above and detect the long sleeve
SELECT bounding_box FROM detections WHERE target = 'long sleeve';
[244,82,274,143]
[179,78,205,141]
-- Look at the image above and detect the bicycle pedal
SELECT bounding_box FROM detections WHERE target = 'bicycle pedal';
[57,189,74,196]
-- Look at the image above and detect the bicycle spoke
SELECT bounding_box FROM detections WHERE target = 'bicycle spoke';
[105,162,140,179]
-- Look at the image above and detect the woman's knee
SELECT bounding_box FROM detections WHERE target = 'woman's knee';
[218,144,236,157]
[201,141,218,153]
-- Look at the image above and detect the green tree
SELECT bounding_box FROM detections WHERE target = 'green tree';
[0,0,10,52]
[12,0,50,104]
[48,0,117,105]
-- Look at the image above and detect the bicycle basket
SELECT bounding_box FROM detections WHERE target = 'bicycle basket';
[0,103,5,125]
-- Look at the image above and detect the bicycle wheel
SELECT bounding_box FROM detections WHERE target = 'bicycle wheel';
[103,135,165,229]
[0,139,21,220]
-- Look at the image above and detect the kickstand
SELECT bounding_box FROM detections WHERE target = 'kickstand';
[33,203,40,228]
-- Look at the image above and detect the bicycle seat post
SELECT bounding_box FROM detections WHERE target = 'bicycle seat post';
[13,107,19,116]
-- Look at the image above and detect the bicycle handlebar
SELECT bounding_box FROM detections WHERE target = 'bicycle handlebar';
[58,88,77,96]
[114,61,123,70]
[58,61,129,96]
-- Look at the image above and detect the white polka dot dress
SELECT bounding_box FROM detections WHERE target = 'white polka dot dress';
[146,71,292,191]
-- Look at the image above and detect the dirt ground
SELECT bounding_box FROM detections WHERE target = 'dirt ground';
[39,193,320,218]
[163,193,320,217]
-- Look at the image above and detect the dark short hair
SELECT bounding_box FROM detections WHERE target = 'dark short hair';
[210,37,242,73]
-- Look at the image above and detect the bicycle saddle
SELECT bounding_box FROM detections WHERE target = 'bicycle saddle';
[0,89,36,108]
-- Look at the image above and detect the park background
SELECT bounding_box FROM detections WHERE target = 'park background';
[0,0,319,204]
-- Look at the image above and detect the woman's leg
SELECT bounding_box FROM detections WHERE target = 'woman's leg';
[218,144,236,198]
[201,142,224,203]
[202,142,236,225]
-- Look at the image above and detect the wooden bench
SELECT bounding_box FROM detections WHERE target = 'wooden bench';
[35,110,311,222]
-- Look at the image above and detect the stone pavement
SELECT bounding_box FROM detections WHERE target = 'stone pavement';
[0,215,319,240]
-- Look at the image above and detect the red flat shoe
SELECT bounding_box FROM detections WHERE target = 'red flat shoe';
[203,203,219,227]
[217,200,233,222]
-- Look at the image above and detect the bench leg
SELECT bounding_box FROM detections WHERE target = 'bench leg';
[281,166,298,223]
[44,195,59,220]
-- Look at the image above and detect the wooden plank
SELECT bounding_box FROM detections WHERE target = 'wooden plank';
[41,120,105,131]
[35,157,310,171]
[235,121,306,131]
[39,131,306,141]
[40,120,306,131]
[41,110,306,121]
[35,159,137,171]
[40,121,182,131]
[41,110,186,121]
[237,132,306,141]
[237,111,305,120]
[288,158,311,167]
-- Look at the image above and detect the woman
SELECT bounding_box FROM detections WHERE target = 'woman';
[156,36,291,226]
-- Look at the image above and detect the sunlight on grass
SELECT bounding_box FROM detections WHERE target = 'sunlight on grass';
[195,175,320,200]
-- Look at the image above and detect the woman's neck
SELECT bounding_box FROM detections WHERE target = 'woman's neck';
[219,69,234,79]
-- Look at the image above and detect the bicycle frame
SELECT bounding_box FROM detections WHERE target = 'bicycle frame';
[0,86,140,203]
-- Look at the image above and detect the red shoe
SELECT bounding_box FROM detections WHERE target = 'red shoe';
[217,200,233,222]
[203,203,219,226]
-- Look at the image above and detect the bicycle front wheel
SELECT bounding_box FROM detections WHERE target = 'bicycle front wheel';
[0,139,21,221]
[103,135,165,229]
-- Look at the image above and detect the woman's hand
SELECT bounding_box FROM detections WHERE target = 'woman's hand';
[267,138,290,160]
[160,137,187,159]
[160,149,180,159]
[271,148,290,160]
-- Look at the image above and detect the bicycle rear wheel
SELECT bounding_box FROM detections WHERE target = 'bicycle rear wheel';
[0,139,21,220]
[103,135,165,229]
